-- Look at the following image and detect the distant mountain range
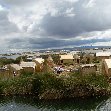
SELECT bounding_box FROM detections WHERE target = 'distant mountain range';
[38,46,111,53]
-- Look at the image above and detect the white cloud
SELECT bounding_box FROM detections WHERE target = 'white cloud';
[85,0,96,8]
[3,0,78,32]
[0,0,111,50]
[93,41,111,46]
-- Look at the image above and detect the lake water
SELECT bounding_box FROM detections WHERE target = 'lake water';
[0,96,111,111]
[0,55,21,60]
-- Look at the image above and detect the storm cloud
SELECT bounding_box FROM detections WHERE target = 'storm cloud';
[0,0,111,50]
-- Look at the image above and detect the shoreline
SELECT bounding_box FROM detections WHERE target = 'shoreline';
[0,71,110,100]
[1,83,110,100]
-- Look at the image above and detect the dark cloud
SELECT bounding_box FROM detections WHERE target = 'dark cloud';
[7,37,111,49]
[0,10,19,35]
[0,0,111,50]
[28,38,111,49]
[38,0,111,38]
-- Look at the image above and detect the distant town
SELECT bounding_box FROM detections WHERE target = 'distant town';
[0,47,111,79]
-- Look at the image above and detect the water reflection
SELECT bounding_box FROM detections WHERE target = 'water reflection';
[0,96,111,111]
[0,96,110,111]
[96,97,111,111]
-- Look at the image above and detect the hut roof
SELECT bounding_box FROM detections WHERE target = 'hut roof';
[20,61,36,68]
[96,52,111,57]
[104,59,111,69]
[34,58,44,64]
[11,64,23,70]
[60,55,74,60]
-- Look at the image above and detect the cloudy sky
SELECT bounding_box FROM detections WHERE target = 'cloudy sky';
[0,0,111,50]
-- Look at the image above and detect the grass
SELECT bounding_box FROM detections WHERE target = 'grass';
[0,72,109,99]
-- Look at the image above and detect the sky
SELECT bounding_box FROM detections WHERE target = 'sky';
[0,0,111,50]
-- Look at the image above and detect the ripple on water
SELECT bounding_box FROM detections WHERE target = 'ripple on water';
[96,97,111,111]
[0,102,41,111]
[0,96,109,111]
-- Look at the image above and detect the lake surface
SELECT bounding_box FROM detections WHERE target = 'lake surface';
[0,55,21,60]
[0,96,111,111]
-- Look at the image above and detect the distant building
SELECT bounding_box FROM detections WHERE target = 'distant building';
[33,58,44,65]
[0,65,10,78]
[69,51,80,55]
[26,53,41,61]
[103,59,111,77]
[10,64,23,76]
[67,53,80,64]
[33,58,44,72]
[10,61,36,76]
[60,54,74,65]
[94,48,99,50]
[80,64,97,75]
[96,52,111,60]
[20,61,36,73]
[73,54,80,64]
